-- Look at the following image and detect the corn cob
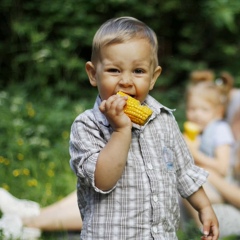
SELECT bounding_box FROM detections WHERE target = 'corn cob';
[117,91,153,125]
[183,121,200,141]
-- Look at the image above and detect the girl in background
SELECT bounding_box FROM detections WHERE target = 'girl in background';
[183,70,240,238]
[184,78,234,204]
[190,70,240,142]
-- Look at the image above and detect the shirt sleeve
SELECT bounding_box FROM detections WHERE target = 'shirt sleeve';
[171,117,208,198]
[214,121,234,147]
[69,112,115,194]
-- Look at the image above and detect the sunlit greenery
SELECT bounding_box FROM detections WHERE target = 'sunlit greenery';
[1,0,240,94]
[0,86,96,205]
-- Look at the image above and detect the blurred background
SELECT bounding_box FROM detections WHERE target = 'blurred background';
[0,0,240,237]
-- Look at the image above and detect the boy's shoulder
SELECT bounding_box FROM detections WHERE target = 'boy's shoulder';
[146,95,175,118]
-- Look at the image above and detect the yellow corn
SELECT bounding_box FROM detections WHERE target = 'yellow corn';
[117,91,153,125]
[183,121,200,141]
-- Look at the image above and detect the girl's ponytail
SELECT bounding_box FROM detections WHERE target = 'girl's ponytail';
[215,71,234,109]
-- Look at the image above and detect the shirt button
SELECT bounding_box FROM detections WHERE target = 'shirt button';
[152,226,158,233]
[147,163,153,169]
[153,195,158,202]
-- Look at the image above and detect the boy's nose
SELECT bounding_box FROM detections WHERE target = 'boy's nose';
[119,73,133,86]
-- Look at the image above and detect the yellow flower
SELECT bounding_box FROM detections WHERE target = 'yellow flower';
[46,189,52,196]
[28,108,35,117]
[1,183,9,191]
[62,131,69,140]
[47,169,55,177]
[17,153,24,161]
[17,138,24,146]
[23,168,30,176]
[13,169,21,177]
[4,159,10,165]
[26,102,35,118]
[27,179,38,187]
[0,156,9,165]
[0,156,4,163]
[45,183,52,196]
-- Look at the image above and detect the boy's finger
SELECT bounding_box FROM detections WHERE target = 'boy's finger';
[201,224,210,236]
[202,225,219,240]
[99,100,107,112]
[211,225,219,240]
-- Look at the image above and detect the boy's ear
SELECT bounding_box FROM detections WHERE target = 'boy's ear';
[86,61,97,87]
[149,66,162,90]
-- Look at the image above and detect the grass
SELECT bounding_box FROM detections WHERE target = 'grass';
[0,85,239,240]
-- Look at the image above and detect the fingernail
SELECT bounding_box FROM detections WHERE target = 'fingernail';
[203,231,209,236]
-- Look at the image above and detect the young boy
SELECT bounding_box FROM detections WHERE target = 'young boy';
[70,17,219,239]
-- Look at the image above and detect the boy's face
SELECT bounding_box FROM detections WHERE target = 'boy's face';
[186,95,222,132]
[86,39,161,103]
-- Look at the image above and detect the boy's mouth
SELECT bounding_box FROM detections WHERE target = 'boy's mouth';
[118,91,135,99]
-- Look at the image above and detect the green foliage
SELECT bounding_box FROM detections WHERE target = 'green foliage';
[0,85,95,205]
[1,0,240,95]
[177,220,203,240]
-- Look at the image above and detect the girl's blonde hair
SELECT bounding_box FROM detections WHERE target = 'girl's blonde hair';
[186,80,232,117]
[186,70,234,116]
[189,70,234,93]
[91,16,159,68]
[189,69,215,83]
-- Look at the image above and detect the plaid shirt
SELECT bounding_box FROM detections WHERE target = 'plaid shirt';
[70,95,208,240]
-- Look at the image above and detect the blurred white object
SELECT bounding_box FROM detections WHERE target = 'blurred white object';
[0,213,23,239]
[0,188,40,218]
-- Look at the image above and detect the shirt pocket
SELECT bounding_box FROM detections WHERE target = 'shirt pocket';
[158,133,175,173]
[162,146,175,172]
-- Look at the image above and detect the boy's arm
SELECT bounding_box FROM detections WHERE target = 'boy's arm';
[95,95,132,191]
[187,187,219,240]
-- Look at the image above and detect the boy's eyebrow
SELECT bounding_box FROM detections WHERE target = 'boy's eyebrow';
[103,58,151,64]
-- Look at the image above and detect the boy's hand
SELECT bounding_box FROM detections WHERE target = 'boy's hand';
[99,94,132,131]
[199,205,219,240]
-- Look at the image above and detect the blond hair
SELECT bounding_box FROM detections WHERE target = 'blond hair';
[186,81,231,116]
[189,69,234,93]
[189,70,215,83]
[91,16,159,68]
[187,70,234,113]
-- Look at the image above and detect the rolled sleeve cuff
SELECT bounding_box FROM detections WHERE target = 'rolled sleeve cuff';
[84,154,116,194]
[178,164,208,198]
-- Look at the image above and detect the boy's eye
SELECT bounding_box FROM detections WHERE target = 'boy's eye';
[134,69,144,74]
[107,68,120,73]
